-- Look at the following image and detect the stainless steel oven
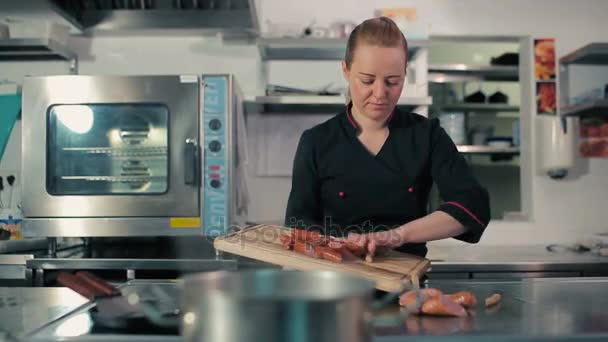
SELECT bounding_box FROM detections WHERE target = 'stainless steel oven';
[21,74,247,237]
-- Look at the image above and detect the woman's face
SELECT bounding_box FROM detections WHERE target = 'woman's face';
[342,42,407,121]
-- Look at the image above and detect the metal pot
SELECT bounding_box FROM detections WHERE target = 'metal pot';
[179,269,379,342]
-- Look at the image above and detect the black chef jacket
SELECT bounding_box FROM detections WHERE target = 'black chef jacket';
[284,105,491,257]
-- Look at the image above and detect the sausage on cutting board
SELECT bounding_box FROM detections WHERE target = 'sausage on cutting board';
[344,243,366,257]
[335,245,359,262]
[314,246,343,263]
[279,234,294,250]
[292,229,327,244]
[293,240,322,258]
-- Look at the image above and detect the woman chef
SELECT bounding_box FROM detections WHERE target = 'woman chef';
[284,17,490,258]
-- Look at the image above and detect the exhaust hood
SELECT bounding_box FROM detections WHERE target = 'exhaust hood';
[48,0,259,35]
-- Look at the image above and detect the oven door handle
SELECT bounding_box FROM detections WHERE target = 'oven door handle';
[184,138,199,186]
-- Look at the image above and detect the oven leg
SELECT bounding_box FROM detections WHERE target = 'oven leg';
[47,238,57,258]
[34,269,44,287]
[83,237,91,258]
[25,268,33,287]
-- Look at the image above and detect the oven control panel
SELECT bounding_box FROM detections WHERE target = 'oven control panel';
[202,75,229,237]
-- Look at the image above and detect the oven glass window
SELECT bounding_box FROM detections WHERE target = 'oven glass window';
[47,104,169,195]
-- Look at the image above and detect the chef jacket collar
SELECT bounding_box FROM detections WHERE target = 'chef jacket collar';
[343,101,397,135]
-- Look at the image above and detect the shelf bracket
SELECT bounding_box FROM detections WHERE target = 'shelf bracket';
[69,58,79,75]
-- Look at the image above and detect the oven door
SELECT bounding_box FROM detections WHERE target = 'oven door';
[22,75,200,217]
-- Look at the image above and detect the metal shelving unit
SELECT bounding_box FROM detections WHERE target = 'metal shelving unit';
[0,38,75,61]
[252,95,432,106]
[457,145,520,155]
[254,36,431,115]
[247,95,432,113]
[441,103,520,112]
[0,38,78,73]
[560,43,608,118]
[427,37,527,221]
[429,64,519,82]
[559,43,608,65]
[258,37,429,61]
[562,99,608,118]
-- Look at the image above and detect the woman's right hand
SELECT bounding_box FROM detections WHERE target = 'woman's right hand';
[346,229,403,260]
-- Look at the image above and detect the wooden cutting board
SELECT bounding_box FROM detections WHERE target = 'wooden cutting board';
[214,224,430,292]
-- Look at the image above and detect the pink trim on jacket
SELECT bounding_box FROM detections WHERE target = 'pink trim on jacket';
[445,201,485,227]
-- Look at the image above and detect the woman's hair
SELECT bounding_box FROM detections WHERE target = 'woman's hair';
[344,16,409,71]
[343,17,409,103]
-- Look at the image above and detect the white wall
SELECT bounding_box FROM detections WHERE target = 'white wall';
[1,0,608,246]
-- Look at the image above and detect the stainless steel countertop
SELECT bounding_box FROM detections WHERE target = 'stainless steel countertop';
[24,277,608,341]
[0,287,88,339]
[427,245,608,272]
[28,280,178,342]
[376,277,608,339]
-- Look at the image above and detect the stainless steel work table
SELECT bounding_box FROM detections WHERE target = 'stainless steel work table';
[25,244,608,286]
[22,277,608,342]
[0,287,88,340]
[426,245,608,278]
[375,277,608,340]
